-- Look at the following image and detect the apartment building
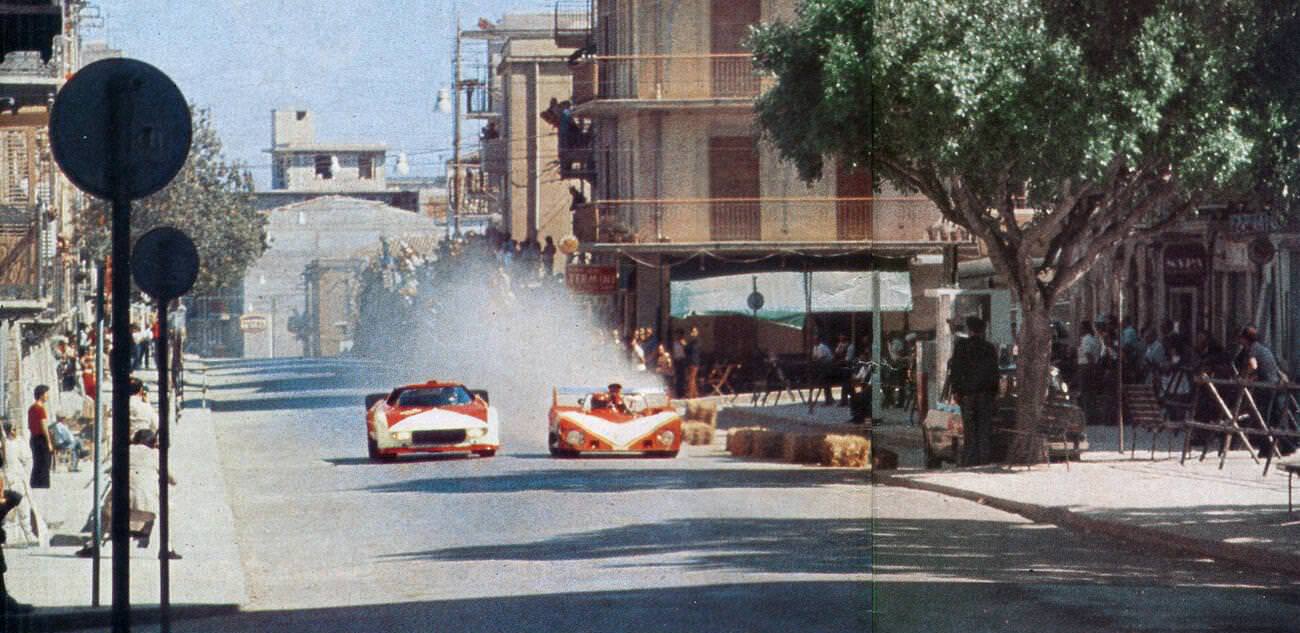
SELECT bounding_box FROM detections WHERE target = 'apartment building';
[0,0,89,421]
[463,14,578,255]
[551,0,968,361]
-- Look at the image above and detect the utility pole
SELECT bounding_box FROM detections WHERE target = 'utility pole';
[451,15,462,239]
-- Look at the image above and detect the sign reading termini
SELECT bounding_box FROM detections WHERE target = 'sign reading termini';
[566,265,618,294]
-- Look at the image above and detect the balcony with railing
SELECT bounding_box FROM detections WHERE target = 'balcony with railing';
[0,204,43,307]
[572,54,766,111]
[553,0,592,49]
[573,197,963,245]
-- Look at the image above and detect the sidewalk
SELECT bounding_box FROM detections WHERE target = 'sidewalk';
[719,400,1300,579]
[876,424,1300,579]
[4,360,246,630]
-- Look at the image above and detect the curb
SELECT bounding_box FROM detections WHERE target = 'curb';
[6,603,240,632]
[873,472,1300,580]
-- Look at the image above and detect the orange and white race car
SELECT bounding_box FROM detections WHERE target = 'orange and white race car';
[365,381,499,461]
[548,384,682,457]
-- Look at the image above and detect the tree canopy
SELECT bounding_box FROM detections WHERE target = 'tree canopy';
[77,107,267,295]
[752,0,1299,460]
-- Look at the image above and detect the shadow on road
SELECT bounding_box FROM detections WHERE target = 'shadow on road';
[167,582,867,633]
[323,454,478,467]
[360,466,868,494]
[382,517,868,576]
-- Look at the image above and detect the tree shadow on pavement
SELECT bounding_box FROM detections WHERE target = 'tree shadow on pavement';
[155,582,867,633]
[381,517,869,576]
[360,466,868,495]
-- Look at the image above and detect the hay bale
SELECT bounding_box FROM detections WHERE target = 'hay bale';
[872,446,899,471]
[819,434,872,468]
[753,430,787,459]
[683,400,719,428]
[782,433,824,464]
[683,421,715,446]
[726,427,763,456]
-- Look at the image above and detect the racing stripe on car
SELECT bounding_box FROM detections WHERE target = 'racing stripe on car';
[388,408,489,432]
[557,411,678,449]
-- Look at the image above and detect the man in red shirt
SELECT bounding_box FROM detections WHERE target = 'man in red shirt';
[27,385,51,489]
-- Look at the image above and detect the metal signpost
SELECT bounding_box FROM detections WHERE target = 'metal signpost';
[49,58,192,633]
[132,227,200,633]
[92,262,105,606]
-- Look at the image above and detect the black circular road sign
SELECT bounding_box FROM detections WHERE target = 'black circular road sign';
[49,58,192,201]
[748,291,765,312]
[132,227,199,301]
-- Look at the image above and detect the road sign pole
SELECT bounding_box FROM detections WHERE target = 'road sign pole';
[108,77,133,633]
[156,304,171,633]
[92,262,104,607]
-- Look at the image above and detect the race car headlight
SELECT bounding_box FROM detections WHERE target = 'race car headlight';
[657,430,675,446]
[565,430,585,446]
[391,431,411,441]
[467,427,486,439]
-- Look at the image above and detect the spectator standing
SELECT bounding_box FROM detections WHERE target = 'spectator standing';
[542,236,558,276]
[672,331,687,398]
[27,386,51,489]
[812,336,835,405]
[655,344,674,392]
[2,422,44,549]
[833,334,852,406]
[685,328,703,399]
[1076,321,1103,426]
[948,317,1000,466]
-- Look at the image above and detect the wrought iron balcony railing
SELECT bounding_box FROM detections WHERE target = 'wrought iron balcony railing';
[574,197,953,244]
[573,54,765,104]
[0,205,42,303]
[553,0,592,48]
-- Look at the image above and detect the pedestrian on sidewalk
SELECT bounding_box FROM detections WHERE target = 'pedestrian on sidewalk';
[77,429,180,559]
[127,379,158,437]
[26,386,51,490]
[1,423,45,548]
[0,471,34,616]
[949,317,999,467]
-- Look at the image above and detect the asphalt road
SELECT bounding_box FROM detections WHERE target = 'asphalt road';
[138,358,1299,633]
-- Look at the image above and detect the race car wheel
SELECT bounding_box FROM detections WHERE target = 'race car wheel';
[647,450,679,459]
[474,449,497,458]
[548,437,577,458]
[367,437,379,460]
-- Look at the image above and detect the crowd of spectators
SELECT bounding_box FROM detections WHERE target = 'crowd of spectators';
[1053,314,1293,454]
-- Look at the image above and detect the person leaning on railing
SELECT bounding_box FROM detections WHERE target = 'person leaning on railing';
[1236,326,1291,456]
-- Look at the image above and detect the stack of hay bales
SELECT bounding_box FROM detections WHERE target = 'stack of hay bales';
[820,434,872,468]
[682,400,719,445]
[727,427,872,469]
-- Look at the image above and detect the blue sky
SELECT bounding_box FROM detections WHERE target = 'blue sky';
[89,0,554,188]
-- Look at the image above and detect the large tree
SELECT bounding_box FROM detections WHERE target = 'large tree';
[752,0,1298,461]
[77,107,267,295]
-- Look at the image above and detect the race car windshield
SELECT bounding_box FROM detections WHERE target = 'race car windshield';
[395,386,473,407]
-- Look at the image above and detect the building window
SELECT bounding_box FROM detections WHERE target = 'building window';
[315,154,333,179]
[358,156,373,179]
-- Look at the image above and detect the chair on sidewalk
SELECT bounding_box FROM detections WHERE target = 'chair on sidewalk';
[705,363,741,402]
[750,358,804,407]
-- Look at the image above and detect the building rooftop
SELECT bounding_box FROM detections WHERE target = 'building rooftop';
[268,143,387,153]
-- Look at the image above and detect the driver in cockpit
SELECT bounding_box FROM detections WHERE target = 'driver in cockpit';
[608,383,629,414]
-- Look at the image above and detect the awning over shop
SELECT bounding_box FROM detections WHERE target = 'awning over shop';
[670,271,912,326]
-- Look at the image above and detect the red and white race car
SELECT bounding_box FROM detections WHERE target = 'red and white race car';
[548,385,682,457]
[365,381,499,461]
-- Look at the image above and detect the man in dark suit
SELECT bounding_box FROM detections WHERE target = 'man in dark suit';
[948,316,1000,466]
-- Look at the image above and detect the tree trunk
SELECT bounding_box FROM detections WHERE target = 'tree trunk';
[1008,299,1054,464]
